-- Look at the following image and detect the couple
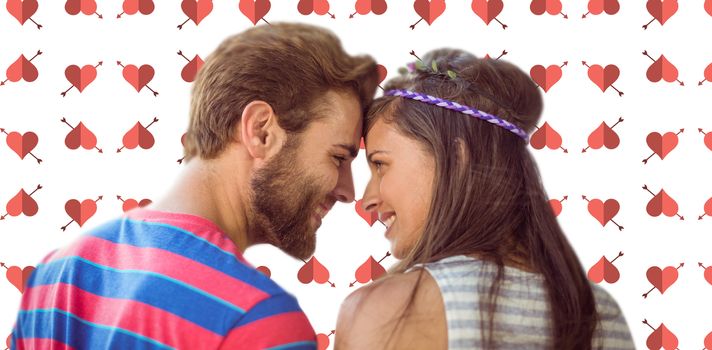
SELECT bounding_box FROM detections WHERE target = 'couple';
[10,23,635,349]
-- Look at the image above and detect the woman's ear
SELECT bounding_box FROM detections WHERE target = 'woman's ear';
[454,137,470,168]
[238,100,286,160]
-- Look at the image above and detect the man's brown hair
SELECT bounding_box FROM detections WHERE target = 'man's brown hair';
[182,22,379,161]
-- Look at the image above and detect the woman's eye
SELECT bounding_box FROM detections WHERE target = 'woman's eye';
[372,160,383,171]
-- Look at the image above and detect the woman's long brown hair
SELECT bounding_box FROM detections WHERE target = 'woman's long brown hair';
[364,48,599,349]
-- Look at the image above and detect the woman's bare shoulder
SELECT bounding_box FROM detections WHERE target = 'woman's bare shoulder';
[335,268,447,350]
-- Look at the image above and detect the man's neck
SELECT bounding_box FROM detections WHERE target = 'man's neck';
[148,158,252,254]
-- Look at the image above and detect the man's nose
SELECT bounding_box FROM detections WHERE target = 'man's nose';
[331,165,356,203]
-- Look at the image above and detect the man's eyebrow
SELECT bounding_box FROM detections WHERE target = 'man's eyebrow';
[366,150,387,162]
[334,144,358,158]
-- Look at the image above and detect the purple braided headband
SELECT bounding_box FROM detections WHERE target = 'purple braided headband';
[384,89,529,142]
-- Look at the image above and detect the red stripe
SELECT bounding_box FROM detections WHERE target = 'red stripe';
[123,208,250,265]
[219,312,316,350]
[45,235,269,311]
[21,283,223,349]
[16,337,75,350]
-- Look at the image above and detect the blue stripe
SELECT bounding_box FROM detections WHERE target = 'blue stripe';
[29,256,241,335]
[234,293,304,326]
[16,308,174,350]
[85,218,283,295]
[36,256,245,313]
[265,341,317,350]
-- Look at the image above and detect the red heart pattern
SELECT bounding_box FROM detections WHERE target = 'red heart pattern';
[181,55,204,82]
[6,0,38,24]
[529,122,562,150]
[646,55,678,83]
[297,256,330,284]
[181,0,212,24]
[239,0,271,25]
[530,0,563,16]
[587,64,619,92]
[646,189,678,217]
[65,199,97,227]
[646,266,678,294]
[588,122,620,149]
[587,256,620,284]
[471,0,503,24]
[6,188,39,217]
[122,122,155,149]
[64,64,97,92]
[587,198,619,226]
[6,131,38,159]
[6,54,38,82]
[355,199,378,226]
[123,0,154,15]
[646,0,677,25]
[297,0,329,16]
[530,64,562,92]
[588,0,619,15]
[65,122,97,150]
[413,0,445,25]
[6,265,35,293]
[355,0,387,15]
[122,64,154,92]
[646,323,678,350]
[354,256,386,283]
[646,132,678,160]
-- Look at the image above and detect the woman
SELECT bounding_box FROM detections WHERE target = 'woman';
[335,49,635,349]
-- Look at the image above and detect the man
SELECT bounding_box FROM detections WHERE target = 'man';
[11,22,378,349]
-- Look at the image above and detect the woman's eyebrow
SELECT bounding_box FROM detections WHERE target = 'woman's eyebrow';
[366,150,388,162]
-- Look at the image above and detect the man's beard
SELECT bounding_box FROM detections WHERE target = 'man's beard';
[249,135,324,260]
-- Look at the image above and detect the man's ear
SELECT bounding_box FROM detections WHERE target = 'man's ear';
[239,100,286,160]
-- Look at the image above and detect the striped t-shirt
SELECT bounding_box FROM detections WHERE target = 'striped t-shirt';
[11,208,317,350]
[410,255,636,349]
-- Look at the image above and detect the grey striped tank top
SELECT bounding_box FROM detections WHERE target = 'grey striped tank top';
[409,255,636,349]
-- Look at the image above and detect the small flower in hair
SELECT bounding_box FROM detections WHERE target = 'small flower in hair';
[397,62,416,76]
